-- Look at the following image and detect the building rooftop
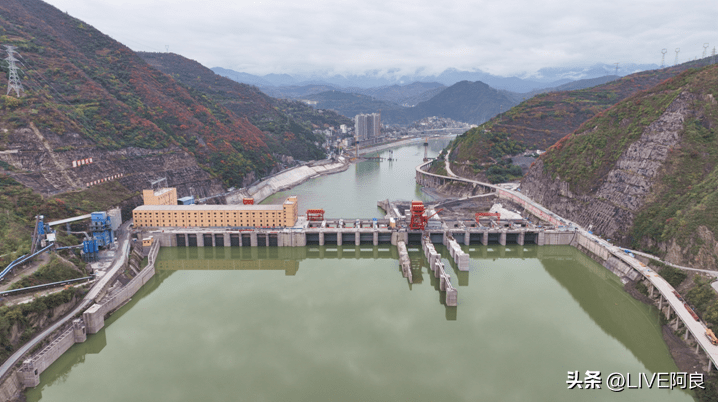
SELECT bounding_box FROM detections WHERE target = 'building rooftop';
[153,188,174,196]
[134,204,283,212]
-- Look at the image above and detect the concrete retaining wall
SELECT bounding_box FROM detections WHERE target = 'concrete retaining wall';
[226,161,348,204]
[84,241,159,334]
[0,370,22,402]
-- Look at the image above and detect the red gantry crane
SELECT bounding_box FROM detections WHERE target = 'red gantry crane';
[409,201,442,231]
[307,209,325,222]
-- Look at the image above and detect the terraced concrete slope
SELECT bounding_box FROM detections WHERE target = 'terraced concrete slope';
[522,64,718,269]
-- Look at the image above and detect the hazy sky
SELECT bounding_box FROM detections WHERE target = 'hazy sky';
[43,0,716,77]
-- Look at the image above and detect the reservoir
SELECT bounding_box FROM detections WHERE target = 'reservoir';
[26,139,693,401]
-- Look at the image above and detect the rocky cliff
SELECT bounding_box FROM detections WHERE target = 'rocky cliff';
[522,65,718,268]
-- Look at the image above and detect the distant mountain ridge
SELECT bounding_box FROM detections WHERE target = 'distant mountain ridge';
[304,80,518,126]
[443,56,716,181]
[212,63,659,93]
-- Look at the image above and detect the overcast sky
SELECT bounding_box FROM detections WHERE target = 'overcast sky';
[43,0,716,77]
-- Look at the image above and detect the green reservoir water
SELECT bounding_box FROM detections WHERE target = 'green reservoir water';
[26,139,693,401]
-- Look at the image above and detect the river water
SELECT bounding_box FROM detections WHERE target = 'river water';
[26,138,693,401]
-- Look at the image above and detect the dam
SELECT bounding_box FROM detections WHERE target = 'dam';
[24,137,693,402]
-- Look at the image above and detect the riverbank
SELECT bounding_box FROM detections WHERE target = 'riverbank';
[225,135,458,206]
[226,159,350,205]
[0,240,160,401]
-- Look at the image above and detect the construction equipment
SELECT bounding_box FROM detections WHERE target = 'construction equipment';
[475,212,501,224]
[409,201,443,231]
[707,329,718,345]
[685,303,700,321]
[307,209,325,222]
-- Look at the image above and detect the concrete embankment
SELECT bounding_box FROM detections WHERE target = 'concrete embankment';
[226,159,349,204]
[0,241,160,399]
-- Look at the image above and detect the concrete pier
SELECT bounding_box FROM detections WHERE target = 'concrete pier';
[443,234,469,271]
[397,241,412,283]
[422,235,457,307]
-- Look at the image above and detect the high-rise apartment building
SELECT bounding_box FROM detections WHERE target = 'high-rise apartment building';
[354,113,381,141]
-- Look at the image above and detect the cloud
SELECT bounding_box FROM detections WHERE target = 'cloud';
[43,0,717,76]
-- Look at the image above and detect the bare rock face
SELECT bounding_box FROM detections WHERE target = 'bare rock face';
[0,126,224,199]
[522,91,693,244]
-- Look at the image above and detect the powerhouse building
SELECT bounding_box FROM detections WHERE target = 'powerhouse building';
[132,196,299,228]
[354,113,381,141]
[143,188,177,205]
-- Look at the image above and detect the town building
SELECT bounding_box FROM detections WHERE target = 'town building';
[132,196,299,228]
[354,113,381,141]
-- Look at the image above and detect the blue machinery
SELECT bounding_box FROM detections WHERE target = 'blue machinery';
[0,242,55,282]
[2,210,119,279]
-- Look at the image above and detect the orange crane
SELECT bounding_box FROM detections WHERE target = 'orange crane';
[409,201,443,230]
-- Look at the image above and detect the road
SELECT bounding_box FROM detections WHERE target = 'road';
[0,221,131,379]
[426,157,718,369]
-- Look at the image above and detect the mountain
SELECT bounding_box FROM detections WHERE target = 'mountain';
[521,63,718,269]
[256,81,447,109]
[210,67,274,87]
[255,84,341,100]
[442,57,717,181]
[383,81,518,125]
[504,75,621,103]
[527,63,660,82]
[351,82,446,105]
[0,0,340,262]
[212,64,660,93]
[137,52,350,161]
[303,80,515,125]
[304,91,404,118]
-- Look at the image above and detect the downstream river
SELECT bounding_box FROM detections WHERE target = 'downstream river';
[27,139,693,401]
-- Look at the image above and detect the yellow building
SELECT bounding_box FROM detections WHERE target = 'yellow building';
[132,196,299,228]
[143,188,178,206]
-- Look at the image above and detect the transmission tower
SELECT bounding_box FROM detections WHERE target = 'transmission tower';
[4,46,24,97]
[674,48,680,66]
[661,49,667,68]
[703,43,709,58]
[614,62,619,75]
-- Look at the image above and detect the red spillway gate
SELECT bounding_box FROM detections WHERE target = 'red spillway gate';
[409,201,428,231]
[307,209,325,221]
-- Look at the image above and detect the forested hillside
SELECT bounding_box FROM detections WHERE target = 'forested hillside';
[0,0,323,191]
[522,64,718,269]
[138,52,352,161]
[443,58,716,180]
